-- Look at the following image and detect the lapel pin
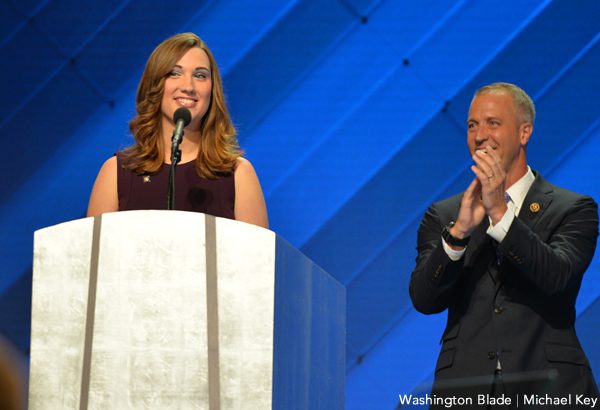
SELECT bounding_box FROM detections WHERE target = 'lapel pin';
[529,202,540,213]
[143,175,151,183]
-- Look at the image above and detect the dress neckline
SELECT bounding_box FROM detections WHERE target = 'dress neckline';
[163,159,195,166]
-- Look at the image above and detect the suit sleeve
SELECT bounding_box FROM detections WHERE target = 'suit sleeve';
[499,195,599,296]
[409,204,465,314]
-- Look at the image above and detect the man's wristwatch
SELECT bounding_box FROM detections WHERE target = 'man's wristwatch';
[442,221,470,247]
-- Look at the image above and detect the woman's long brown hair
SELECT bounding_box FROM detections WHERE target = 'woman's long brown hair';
[121,32,241,178]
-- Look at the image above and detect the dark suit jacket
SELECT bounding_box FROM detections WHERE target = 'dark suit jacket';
[409,172,599,407]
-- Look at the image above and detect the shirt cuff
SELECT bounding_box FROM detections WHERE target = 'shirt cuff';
[487,202,516,242]
[442,238,466,261]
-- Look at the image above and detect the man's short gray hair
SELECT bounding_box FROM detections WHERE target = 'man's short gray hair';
[474,82,536,125]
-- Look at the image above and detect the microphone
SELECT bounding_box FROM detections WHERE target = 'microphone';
[172,107,192,149]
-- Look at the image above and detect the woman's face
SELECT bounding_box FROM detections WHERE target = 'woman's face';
[161,47,212,133]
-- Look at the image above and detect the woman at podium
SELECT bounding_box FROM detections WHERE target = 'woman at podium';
[87,33,268,228]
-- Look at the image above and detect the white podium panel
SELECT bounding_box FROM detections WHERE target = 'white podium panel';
[29,211,344,409]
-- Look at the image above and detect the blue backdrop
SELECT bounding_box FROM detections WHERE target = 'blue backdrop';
[1,1,599,408]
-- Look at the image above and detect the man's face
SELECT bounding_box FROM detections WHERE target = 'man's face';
[467,92,530,173]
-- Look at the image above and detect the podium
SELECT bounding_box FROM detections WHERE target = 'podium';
[29,211,345,409]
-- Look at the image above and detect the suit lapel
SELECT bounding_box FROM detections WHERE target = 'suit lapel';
[464,218,490,265]
[517,172,554,231]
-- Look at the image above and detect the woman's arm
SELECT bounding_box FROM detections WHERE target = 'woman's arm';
[234,158,268,228]
[87,156,118,217]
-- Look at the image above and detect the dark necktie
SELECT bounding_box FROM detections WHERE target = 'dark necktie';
[493,192,513,273]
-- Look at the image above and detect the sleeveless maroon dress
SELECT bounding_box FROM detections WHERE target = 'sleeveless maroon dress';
[116,154,235,219]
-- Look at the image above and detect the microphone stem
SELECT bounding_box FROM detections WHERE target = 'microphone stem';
[167,123,184,210]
